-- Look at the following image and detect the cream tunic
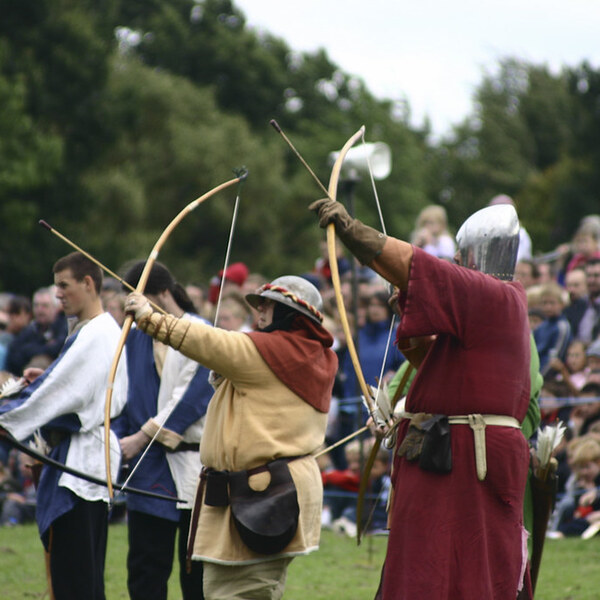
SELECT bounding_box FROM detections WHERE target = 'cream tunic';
[140,313,329,564]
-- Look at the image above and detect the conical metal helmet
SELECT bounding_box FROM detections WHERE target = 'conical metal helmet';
[456,204,520,280]
[245,275,324,324]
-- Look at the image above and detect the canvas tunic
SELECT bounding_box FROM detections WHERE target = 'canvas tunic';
[377,246,531,600]
[137,314,332,565]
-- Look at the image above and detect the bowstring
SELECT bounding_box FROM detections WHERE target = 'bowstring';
[373,314,397,413]
[116,172,245,500]
[361,131,387,237]
[212,178,243,326]
[115,394,184,498]
[359,131,396,420]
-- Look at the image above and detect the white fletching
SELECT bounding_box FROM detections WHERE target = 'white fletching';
[535,421,566,469]
[29,429,50,456]
[364,384,392,427]
[0,377,26,399]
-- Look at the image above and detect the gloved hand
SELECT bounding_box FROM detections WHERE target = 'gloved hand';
[308,197,387,265]
[125,292,152,321]
[309,198,353,230]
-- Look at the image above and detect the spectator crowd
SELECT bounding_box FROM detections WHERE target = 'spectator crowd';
[0,197,599,554]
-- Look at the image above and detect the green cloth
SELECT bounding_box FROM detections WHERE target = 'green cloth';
[523,335,542,558]
[387,360,416,400]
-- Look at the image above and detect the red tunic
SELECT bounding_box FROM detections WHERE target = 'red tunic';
[382,248,531,600]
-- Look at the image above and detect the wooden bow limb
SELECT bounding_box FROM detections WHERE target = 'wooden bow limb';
[115,172,246,503]
[38,220,167,316]
[325,126,378,416]
[104,171,248,500]
[356,363,414,544]
[530,465,558,594]
[270,120,376,415]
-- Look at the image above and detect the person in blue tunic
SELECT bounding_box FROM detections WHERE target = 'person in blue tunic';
[0,252,129,600]
[113,261,212,600]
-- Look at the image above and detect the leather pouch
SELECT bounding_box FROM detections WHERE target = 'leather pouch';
[418,415,452,473]
[204,470,230,507]
[229,459,300,555]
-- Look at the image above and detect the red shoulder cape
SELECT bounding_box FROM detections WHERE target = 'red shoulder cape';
[247,316,338,413]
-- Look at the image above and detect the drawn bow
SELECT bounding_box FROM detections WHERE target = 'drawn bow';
[324,127,377,415]
[104,170,248,499]
[271,123,414,542]
[270,121,377,414]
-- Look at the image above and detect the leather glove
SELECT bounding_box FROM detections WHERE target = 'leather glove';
[308,197,387,265]
[309,197,354,229]
[125,292,152,321]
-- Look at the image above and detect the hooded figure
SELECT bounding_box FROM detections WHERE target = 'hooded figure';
[125,274,337,600]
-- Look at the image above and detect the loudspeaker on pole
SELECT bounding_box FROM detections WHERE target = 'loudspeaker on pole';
[328,142,392,180]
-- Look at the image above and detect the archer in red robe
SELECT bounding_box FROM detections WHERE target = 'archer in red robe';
[375,242,531,599]
[310,195,532,599]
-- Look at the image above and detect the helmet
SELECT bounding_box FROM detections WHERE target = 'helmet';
[455,205,520,280]
[245,276,324,324]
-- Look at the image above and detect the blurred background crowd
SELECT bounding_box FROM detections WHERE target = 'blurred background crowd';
[2,195,599,540]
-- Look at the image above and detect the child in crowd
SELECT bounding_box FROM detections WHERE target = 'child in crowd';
[410,205,456,260]
[548,340,589,393]
[551,435,600,538]
[533,282,572,374]
[565,223,600,274]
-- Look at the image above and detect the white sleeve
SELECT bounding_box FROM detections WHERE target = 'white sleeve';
[0,316,127,440]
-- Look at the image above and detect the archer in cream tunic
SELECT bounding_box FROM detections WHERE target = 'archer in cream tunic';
[135,309,335,565]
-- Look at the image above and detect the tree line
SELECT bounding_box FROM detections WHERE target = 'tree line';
[1,0,599,293]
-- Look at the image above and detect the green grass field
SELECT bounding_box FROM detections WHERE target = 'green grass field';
[0,523,598,599]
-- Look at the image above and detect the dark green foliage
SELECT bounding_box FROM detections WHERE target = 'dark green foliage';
[1,1,600,294]
[436,58,600,249]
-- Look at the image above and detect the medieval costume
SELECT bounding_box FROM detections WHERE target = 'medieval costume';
[115,316,211,599]
[126,275,337,600]
[114,260,209,600]
[0,312,128,599]
[382,248,530,599]
[311,199,533,600]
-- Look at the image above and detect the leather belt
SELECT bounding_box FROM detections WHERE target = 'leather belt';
[185,454,305,571]
[401,412,520,481]
[169,442,200,453]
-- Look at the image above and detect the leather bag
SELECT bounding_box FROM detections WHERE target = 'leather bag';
[229,459,300,555]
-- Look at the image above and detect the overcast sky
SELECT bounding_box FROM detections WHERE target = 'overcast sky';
[234,0,600,138]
